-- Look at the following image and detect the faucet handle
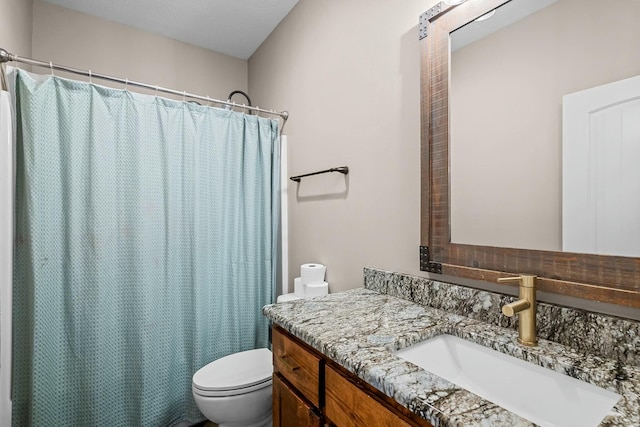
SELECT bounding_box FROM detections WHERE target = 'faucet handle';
[497,274,537,288]
[502,299,530,317]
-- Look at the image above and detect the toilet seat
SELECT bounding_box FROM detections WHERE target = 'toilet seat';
[193,377,272,397]
[193,348,273,398]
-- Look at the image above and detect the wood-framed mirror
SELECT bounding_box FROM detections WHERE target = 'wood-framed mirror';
[420,0,640,308]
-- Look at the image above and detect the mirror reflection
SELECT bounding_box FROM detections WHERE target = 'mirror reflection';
[449,0,640,257]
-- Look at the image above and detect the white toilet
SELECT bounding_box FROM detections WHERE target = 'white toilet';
[192,348,273,427]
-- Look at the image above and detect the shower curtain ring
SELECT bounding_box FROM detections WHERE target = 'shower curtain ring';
[88,70,92,83]
[125,78,128,90]
[49,61,54,76]
[155,84,159,97]
[183,91,186,102]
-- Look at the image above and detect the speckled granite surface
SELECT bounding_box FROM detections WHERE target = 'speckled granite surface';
[364,268,640,367]
[263,288,640,426]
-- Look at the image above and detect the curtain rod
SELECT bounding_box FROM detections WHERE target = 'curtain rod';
[0,48,289,121]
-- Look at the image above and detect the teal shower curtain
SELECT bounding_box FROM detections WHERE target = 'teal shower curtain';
[12,70,280,426]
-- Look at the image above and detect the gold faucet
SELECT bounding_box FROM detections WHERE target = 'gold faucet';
[498,274,537,347]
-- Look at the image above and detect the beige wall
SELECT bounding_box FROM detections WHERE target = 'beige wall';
[450,0,640,252]
[0,0,33,58]
[249,0,437,293]
[3,0,634,316]
[31,1,247,101]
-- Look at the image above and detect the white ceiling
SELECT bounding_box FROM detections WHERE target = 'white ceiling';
[43,0,300,60]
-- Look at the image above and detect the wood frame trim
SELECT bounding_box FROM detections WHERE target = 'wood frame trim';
[420,0,640,308]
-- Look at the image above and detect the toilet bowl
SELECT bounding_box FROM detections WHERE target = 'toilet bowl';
[192,348,273,427]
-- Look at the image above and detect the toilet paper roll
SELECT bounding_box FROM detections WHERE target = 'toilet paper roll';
[301,263,326,285]
[305,282,329,298]
[293,277,305,297]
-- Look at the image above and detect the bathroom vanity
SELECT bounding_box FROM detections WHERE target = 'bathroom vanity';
[272,325,430,427]
[264,268,640,427]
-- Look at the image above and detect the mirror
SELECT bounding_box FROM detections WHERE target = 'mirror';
[420,0,640,307]
[449,0,640,257]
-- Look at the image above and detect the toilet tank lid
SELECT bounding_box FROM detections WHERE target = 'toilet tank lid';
[193,348,273,391]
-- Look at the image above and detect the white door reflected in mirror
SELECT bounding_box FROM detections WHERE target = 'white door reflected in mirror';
[563,75,640,257]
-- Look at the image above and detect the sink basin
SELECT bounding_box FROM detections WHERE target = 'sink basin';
[395,334,620,427]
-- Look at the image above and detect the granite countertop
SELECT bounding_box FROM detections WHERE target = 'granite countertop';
[263,288,640,427]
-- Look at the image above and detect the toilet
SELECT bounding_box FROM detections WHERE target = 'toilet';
[192,348,273,427]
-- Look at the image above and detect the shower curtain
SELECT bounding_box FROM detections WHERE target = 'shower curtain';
[11,70,280,426]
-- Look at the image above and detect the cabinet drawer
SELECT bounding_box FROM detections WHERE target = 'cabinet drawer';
[325,365,413,427]
[272,327,322,407]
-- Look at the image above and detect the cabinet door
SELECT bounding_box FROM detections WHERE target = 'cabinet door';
[325,365,414,427]
[273,373,322,427]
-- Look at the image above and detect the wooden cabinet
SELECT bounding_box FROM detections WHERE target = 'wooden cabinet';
[273,373,322,427]
[272,326,434,427]
[272,326,324,426]
[272,325,322,407]
[325,364,413,427]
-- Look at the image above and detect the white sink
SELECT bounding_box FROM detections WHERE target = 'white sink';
[395,334,620,427]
